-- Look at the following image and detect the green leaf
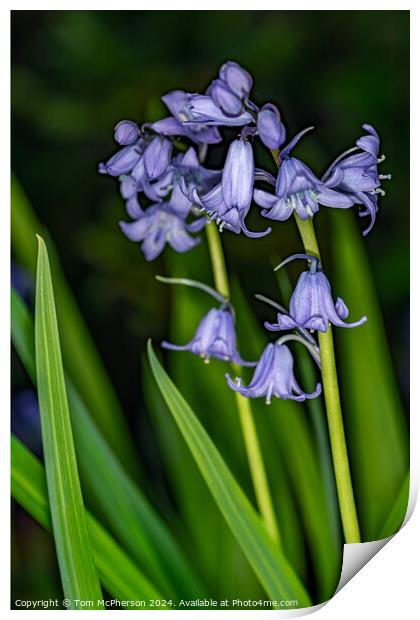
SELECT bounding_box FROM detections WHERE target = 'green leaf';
[11,174,139,477]
[34,235,102,607]
[67,384,202,598]
[331,210,409,540]
[11,287,202,600]
[143,362,264,600]
[147,340,312,607]
[11,436,164,605]
[378,472,410,539]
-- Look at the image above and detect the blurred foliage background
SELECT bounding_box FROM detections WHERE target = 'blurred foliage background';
[11,10,409,605]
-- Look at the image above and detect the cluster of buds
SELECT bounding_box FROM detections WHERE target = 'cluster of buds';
[99,60,389,404]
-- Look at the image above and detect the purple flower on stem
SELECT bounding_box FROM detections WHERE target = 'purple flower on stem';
[265,254,367,333]
[254,127,354,221]
[114,120,141,145]
[120,181,205,261]
[151,90,222,144]
[143,136,173,180]
[226,342,321,403]
[98,143,143,177]
[209,61,253,117]
[257,104,286,150]
[162,306,255,365]
[184,95,253,127]
[210,79,243,117]
[322,124,391,235]
[219,61,253,99]
[174,146,222,195]
[186,138,271,238]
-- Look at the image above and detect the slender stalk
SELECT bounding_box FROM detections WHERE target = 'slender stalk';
[204,223,281,545]
[270,149,360,542]
[293,217,361,543]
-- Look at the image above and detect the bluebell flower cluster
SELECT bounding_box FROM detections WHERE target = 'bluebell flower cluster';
[100,60,386,403]
[100,60,389,257]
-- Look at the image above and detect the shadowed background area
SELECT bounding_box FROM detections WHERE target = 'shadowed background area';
[11,10,409,605]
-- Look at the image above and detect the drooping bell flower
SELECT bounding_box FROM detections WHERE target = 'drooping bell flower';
[151,90,222,144]
[143,136,173,180]
[257,104,286,150]
[322,124,391,235]
[222,138,254,213]
[226,342,321,403]
[119,155,173,217]
[98,142,143,177]
[254,127,354,221]
[184,94,253,127]
[114,120,141,145]
[119,181,206,261]
[185,138,271,238]
[219,61,253,99]
[162,307,255,365]
[174,146,222,195]
[209,61,253,117]
[210,79,244,117]
[265,255,367,333]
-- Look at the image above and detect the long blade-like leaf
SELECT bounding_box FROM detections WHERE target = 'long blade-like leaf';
[331,210,409,540]
[11,174,139,477]
[34,235,102,607]
[11,288,202,600]
[147,340,312,607]
[378,472,410,539]
[11,436,163,605]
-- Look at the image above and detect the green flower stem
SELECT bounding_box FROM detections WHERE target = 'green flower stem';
[294,217,361,544]
[205,223,281,545]
[205,222,230,299]
[270,149,360,542]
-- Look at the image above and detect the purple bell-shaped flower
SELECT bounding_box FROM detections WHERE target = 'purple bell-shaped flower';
[322,124,391,235]
[162,306,255,366]
[265,254,367,333]
[254,127,354,222]
[226,341,321,404]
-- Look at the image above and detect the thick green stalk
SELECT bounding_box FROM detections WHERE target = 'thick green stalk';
[205,223,280,545]
[294,217,361,543]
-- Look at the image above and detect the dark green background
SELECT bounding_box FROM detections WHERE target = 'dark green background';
[11,9,409,603]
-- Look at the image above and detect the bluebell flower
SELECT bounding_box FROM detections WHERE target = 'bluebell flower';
[257,104,286,150]
[119,146,221,222]
[254,128,354,221]
[209,61,253,117]
[322,124,391,235]
[266,260,367,332]
[184,139,271,237]
[119,156,172,215]
[114,120,141,145]
[210,79,244,117]
[151,90,222,144]
[173,146,222,195]
[143,136,173,180]
[162,306,255,365]
[226,342,321,403]
[98,142,144,177]
[119,180,206,261]
[184,95,253,127]
[219,60,253,99]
